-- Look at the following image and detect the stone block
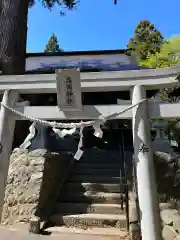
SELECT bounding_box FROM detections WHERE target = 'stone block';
[161,208,180,233]
[2,149,74,225]
[173,217,180,233]
[160,203,173,211]
[161,209,179,225]
[174,235,180,240]
[129,204,138,223]
[29,216,40,234]
[162,225,178,240]
[129,222,141,240]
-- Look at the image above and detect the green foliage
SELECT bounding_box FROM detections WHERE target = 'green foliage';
[140,36,180,103]
[28,0,77,9]
[167,119,180,147]
[140,36,180,147]
[44,33,63,52]
[127,20,164,61]
[140,36,180,68]
[158,90,180,103]
[28,0,117,9]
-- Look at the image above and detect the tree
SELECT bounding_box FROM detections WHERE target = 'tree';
[140,36,180,69]
[44,33,63,52]
[127,20,164,61]
[140,36,180,103]
[140,36,180,148]
[0,1,118,75]
[0,0,77,75]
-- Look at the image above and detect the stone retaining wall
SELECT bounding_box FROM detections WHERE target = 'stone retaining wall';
[161,203,180,240]
[1,148,74,226]
[129,201,180,240]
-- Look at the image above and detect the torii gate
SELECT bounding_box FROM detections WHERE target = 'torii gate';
[0,66,180,240]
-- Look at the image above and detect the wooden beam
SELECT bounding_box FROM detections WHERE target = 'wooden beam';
[0,90,19,222]
[12,102,180,120]
[0,66,179,93]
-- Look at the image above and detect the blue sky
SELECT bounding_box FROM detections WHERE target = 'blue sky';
[27,0,180,52]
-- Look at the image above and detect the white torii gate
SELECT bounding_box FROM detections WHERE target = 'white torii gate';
[0,66,180,240]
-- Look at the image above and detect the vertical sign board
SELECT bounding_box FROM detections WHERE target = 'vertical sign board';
[56,68,82,111]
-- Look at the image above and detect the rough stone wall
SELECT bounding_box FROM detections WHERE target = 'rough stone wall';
[160,203,180,240]
[131,151,180,239]
[2,148,74,225]
[154,151,180,201]
[128,202,180,240]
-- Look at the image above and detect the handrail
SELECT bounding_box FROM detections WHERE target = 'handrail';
[119,130,130,231]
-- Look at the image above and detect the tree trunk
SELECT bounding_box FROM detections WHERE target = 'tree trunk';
[0,0,29,74]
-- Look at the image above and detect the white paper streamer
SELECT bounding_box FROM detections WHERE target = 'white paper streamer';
[93,121,103,138]
[74,124,84,160]
[19,122,36,149]
[53,127,76,138]
[11,99,146,161]
[74,149,83,161]
[15,101,30,107]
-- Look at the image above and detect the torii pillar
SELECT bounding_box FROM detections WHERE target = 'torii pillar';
[131,85,162,240]
[0,90,18,222]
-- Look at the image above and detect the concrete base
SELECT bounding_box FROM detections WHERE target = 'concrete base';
[29,216,40,234]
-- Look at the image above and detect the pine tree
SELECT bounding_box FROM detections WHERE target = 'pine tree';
[44,33,63,52]
[127,20,164,61]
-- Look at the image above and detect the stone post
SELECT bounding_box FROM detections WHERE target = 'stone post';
[131,85,162,240]
[0,90,18,222]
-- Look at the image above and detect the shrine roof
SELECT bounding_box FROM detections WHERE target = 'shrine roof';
[26,49,147,74]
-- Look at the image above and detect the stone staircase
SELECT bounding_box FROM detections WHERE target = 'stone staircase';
[50,148,129,234]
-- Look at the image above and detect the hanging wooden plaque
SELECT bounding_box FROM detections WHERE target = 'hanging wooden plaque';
[56,68,82,111]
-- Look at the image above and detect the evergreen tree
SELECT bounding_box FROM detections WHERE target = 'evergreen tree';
[0,1,118,75]
[127,20,164,61]
[140,36,180,103]
[140,36,180,69]
[0,0,76,74]
[44,33,63,52]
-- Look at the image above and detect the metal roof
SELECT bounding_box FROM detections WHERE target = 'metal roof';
[25,49,146,74]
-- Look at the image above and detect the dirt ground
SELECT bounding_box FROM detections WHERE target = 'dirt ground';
[0,224,129,240]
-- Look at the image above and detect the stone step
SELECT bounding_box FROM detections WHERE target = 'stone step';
[77,158,122,163]
[72,168,122,176]
[68,175,123,183]
[82,150,121,157]
[50,213,127,229]
[74,162,123,169]
[77,155,121,162]
[79,155,121,159]
[58,191,124,204]
[62,182,125,193]
[55,203,124,215]
[46,226,128,239]
[82,150,120,155]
